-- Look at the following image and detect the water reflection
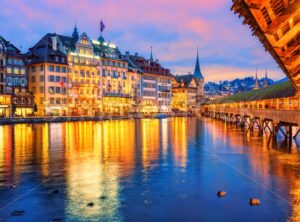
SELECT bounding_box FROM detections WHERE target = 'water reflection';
[0,118,300,221]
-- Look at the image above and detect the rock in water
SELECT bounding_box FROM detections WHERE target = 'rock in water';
[87,202,94,207]
[100,195,107,200]
[217,191,226,197]
[249,198,260,206]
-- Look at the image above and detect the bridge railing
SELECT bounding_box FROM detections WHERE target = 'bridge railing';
[205,107,300,126]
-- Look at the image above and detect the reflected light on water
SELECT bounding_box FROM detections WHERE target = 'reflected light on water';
[1,118,300,221]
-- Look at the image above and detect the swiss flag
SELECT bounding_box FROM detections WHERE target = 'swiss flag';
[60,81,65,87]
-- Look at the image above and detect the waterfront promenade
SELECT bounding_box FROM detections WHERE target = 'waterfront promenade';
[0,113,193,125]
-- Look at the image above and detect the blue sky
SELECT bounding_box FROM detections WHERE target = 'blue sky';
[0,0,285,82]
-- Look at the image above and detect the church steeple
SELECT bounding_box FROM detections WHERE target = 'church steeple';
[72,20,79,42]
[254,68,259,90]
[150,46,153,62]
[264,68,268,88]
[193,47,204,79]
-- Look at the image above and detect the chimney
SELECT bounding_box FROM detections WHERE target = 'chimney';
[51,35,57,51]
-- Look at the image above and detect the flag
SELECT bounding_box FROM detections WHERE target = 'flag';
[100,20,105,33]
[60,80,65,87]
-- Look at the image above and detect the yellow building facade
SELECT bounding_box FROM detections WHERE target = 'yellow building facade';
[172,76,197,112]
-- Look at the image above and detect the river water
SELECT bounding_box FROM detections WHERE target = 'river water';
[0,117,299,222]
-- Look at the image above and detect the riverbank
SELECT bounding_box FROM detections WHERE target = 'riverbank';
[0,113,195,125]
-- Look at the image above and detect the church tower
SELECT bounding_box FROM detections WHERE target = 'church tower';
[263,68,268,88]
[72,22,79,43]
[254,68,259,90]
[194,48,204,102]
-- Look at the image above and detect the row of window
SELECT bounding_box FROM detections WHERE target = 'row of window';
[102,70,127,78]
[32,86,66,94]
[158,93,171,99]
[159,101,171,106]
[143,75,156,81]
[158,86,171,91]
[6,77,27,85]
[7,58,24,66]
[143,91,156,97]
[49,87,67,94]
[143,83,156,88]
[74,69,99,77]
[48,76,67,83]
[6,67,26,75]
[48,66,67,73]
[49,98,67,105]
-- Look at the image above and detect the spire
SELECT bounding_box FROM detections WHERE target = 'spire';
[264,68,268,88]
[254,67,259,90]
[150,46,153,62]
[72,20,79,42]
[193,46,204,79]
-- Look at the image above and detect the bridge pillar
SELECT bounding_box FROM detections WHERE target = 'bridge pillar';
[258,118,264,135]
[285,126,293,143]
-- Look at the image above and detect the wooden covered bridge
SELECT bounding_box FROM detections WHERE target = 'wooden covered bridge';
[202,0,300,140]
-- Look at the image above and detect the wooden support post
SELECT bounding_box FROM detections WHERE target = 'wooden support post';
[249,118,254,131]
[286,126,293,143]
[258,118,263,135]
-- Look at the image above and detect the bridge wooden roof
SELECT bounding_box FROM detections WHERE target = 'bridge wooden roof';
[207,81,297,104]
[231,0,300,90]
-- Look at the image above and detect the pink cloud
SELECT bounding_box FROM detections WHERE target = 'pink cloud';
[0,0,286,82]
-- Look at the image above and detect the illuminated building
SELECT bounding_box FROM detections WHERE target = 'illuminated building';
[125,50,173,114]
[0,36,34,117]
[93,35,134,115]
[66,31,102,116]
[172,50,205,112]
[27,34,69,116]
[27,25,143,116]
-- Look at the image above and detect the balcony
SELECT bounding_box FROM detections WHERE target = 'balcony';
[160,88,171,93]
[103,92,131,98]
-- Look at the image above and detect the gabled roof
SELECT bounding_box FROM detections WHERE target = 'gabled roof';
[174,74,197,88]
[27,33,68,65]
[0,35,21,55]
[127,53,173,77]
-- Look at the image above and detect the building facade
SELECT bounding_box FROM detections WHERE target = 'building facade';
[172,50,205,113]
[0,36,34,117]
[126,51,173,114]
[27,26,148,116]
[27,34,69,116]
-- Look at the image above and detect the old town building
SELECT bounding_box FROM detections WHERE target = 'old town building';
[27,34,69,116]
[126,50,173,114]
[0,36,34,117]
[27,25,145,116]
[172,50,204,113]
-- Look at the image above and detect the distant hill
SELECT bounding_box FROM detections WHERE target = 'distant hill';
[204,76,275,97]
[275,77,288,84]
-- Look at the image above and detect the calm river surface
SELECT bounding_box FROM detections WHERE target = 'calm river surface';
[0,117,300,222]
